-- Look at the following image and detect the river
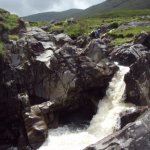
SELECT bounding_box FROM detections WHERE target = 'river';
[38,65,135,150]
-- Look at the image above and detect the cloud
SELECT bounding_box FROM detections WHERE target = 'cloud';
[0,0,105,16]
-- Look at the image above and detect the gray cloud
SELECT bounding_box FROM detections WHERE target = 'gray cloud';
[0,0,105,16]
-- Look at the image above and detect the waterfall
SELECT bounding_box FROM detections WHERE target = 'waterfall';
[38,65,135,150]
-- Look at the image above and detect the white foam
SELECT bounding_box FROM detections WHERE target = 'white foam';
[38,65,135,150]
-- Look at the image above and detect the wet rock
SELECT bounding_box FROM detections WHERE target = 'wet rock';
[0,64,27,148]
[110,43,149,66]
[23,108,48,149]
[84,110,150,150]
[84,39,108,63]
[54,33,72,46]
[11,19,26,35]
[2,26,118,149]
[134,32,150,49]
[33,32,50,42]
[7,28,117,108]
[125,53,150,106]
[120,106,148,129]
[75,36,91,48]
[0,23,9,42]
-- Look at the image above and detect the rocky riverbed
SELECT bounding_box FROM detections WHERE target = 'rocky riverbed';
[0,15,150,150]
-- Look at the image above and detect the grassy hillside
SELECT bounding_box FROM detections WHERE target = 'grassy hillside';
[22,9,83,21]
[0,9,19,30]
[22,0,150,22]
[81,0,150,17]
[0,9,20,57]
[32,9,150,45]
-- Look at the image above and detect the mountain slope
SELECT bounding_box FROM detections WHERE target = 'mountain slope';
[22,0,150,21]
[81,0,150,17]
[22,9,83,21]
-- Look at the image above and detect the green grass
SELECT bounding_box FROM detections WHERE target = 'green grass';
[0,9,20,58]
[64,21,89,38]
[111,37,133,46]
[17,9,150,42]
[0,9,19,31]
[108,26,150,38]
[4,14,19,30]
[96,9,150,18]
[49,25,64,32]
[28,21,48,27]
[0,41,5,57]
[108,26,150,45]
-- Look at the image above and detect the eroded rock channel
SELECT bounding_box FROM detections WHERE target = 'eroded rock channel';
[1,19,150,150]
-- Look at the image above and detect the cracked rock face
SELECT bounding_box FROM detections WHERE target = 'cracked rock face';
[84,109,150,150]
[109,32,150,66]
[125,53,150,106]
[110,43,149,66]
[7,27,117,105]
[1,27,117,148]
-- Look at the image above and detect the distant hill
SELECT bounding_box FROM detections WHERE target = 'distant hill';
[81,0,150,17]
[22,9,83,21]
[22,0,150,21]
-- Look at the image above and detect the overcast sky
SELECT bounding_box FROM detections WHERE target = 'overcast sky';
[0,0,105,16]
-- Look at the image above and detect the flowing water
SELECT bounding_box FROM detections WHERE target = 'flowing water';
[39,65,135,150]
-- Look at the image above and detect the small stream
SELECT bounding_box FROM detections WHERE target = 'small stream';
[39,65,135,150]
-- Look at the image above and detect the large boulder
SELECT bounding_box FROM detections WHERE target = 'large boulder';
[110,43,149,66]
[6,27,117,107]
[0,63,28,149]
[119,106,148,129]
[23,107,48,149]
[2,26,118,148]
[83,39,108,63]
[84,109,150,150]
[125,53,150,106]
[134,32,150,49]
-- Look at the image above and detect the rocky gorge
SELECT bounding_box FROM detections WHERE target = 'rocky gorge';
[0,10,150,150]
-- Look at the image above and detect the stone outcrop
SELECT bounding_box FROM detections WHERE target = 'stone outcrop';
[0,23,9,42]
[110,43,149,66]
[125,53,150,106]
[1,26,118,149]
[118,21,150,29]
[119,106,148,129]
[84,109,150,150]
[134,32,150,49]
[110,32,150,66]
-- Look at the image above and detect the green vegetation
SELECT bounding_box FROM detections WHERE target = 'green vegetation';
[0,9,20,58]
[4,14,18,30]
[64,21,88,38]
[28,21,48,27]
[80,0,150,18]
[0,9,19,30]
[22,9,83,22]
[49,25,64,32]
[26,9,150,43]
[0,41,5,57]
[27,9,150,44]
[108,26,150,38]
[22,0,150,22]
[111,38,133,46]
[108,26,150,45]
[97,9,150,18]
[9,35,19,41]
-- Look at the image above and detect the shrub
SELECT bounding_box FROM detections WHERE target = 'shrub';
[109,22,119,29]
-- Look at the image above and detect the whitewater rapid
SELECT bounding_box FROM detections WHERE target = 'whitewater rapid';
[38,65,135,150]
